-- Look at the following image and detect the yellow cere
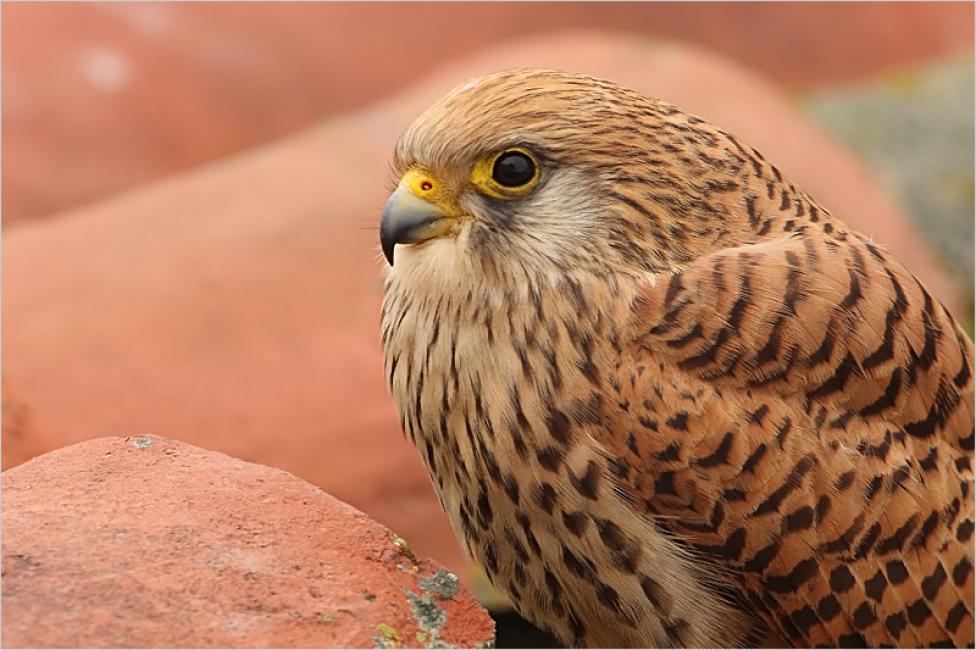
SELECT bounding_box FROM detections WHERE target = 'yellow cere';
[401,168,455,212]
[470,148,540,199]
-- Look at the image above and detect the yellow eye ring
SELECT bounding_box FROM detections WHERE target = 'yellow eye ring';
[471,148,540,199]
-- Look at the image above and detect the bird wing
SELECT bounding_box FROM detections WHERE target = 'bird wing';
[604,228,974,646]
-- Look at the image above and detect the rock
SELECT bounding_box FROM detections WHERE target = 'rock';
[1,436,494,649]
[5,3,972,221]
[2,31,961,576]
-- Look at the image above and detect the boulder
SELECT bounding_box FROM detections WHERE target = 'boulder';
[1,436,495,648]
[2,32,960,576]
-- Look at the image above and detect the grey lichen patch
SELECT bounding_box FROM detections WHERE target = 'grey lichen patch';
[407,589,446,631]
[419,570,459,600]
[129,436,154,449]
[317,612,336,623]
[373,623,402,648]
[405,588,451,648]
[400,568,482,647]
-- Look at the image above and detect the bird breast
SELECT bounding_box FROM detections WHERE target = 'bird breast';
[380,270,752,647]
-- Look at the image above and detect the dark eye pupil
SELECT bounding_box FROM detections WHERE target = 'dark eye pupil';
[492,151,536,188]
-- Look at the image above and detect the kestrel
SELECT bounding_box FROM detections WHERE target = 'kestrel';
[378,69,974,648]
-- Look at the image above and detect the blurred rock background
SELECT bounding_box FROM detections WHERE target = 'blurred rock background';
[806,57,975,330]
[3,3,973,645]
[5,2,973,221]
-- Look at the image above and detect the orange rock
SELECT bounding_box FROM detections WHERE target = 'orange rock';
[2,32,960,577]
[1,436,495,649]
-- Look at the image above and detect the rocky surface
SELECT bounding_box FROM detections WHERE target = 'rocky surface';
[2,32,961,576]
[1,436,495,648]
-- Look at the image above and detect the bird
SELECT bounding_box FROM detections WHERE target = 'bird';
[377,68,974,648]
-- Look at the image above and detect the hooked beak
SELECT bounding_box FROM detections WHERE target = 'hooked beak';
[380,186,455,266]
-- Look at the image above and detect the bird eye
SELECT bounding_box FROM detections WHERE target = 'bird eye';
[492,150,536,188]
[470,147,540,198]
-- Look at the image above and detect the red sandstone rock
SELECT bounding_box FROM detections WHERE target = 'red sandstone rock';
[1,436,495,648]
[2,32,960,576]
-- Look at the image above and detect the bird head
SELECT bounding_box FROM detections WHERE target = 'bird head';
[381,68,756,289]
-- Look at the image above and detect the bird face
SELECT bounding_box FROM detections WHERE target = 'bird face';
[379,70,660,289]
[380,68,756,289]
[380,135,613,288]
[380,146,544,265]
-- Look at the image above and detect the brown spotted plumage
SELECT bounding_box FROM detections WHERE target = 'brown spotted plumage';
[378,69,974,647]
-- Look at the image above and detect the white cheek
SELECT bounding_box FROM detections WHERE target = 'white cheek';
[505,169,605,255]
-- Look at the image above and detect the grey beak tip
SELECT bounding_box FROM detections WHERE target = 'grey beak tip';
[380,199,397,266]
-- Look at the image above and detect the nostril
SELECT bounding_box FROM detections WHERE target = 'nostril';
[420,180,433,192]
